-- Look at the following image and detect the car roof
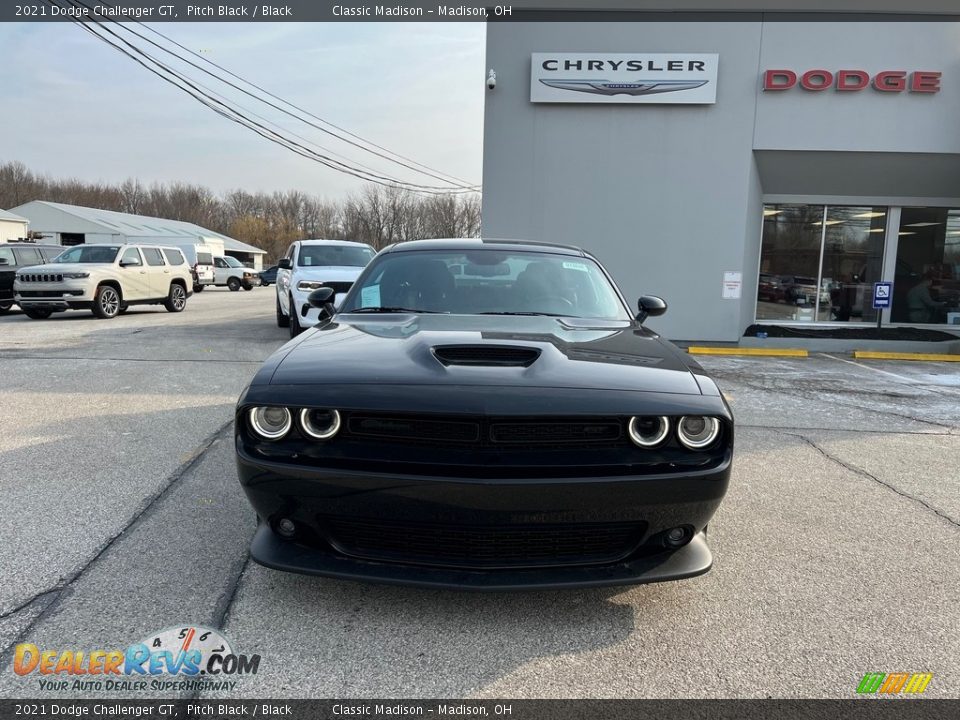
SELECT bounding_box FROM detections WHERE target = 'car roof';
[382,238,587,257]
[297,239,373,247]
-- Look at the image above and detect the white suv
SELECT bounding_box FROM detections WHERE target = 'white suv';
[14,244,193,320]
[276,239,375,336]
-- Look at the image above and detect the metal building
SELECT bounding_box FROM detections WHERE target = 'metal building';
[481,3,960,340]
[0,209,29,243]
[8,200,267,269]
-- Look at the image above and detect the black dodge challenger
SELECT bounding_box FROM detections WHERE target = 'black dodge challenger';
[235,239,733,589]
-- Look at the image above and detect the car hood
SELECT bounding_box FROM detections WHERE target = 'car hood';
[293,265,364,281]
[268,314,704,395]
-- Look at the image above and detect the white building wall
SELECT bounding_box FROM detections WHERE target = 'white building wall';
[0,219,29,242]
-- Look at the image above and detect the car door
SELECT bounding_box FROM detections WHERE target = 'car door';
[117,247,150,301]
[214,256,231,284]
[140,247,169,298]
[276,243,295,313]
[0,246,16,305]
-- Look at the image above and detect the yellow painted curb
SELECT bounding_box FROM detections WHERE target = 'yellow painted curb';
[687,347,809,357]
[853,351,960,362]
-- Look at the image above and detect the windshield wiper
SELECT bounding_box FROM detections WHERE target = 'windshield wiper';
[479,311,568,317]
[346,307,442,314]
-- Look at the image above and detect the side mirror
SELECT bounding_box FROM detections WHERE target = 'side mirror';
[120,259,140,268]
[307,287,336,319]
[278,258,292,270]
[0,258,8,265]
[637,295,667,323]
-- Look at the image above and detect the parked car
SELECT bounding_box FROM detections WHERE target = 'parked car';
[14,244,192,319]
[757,273,788,303]
[258,265,278,286]
[236,238,733,589]
[275,239,375,337]
[0,243,64,313]
[212,256,259,291]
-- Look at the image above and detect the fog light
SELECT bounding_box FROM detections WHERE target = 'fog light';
[277,518,296,537]
[663,526,693,549]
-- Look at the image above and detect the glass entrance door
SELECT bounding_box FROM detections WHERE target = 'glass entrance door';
[891,208,960,325]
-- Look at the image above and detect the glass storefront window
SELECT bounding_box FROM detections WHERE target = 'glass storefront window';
[892,208,960,325]
[757,204,886,323]
[756,205,823,322]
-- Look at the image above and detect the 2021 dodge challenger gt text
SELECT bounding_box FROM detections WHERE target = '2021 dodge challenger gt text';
[235,239,733,589]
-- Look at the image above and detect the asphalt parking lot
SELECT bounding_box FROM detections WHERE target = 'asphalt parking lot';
[0,289,958,699]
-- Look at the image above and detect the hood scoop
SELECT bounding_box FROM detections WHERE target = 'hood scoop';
[432,345,541,367]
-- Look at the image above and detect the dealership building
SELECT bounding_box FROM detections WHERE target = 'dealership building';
[481,3,960,341]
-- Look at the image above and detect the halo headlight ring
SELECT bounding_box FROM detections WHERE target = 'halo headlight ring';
[248,406,292,441]
[299,408,341,440]
[628,416,670,448]
[677,416,721,450]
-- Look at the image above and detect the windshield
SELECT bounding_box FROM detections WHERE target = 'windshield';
[340,249,630,319]
[298,244,374,268]
[223,256,245,268]
[52,246,121,264]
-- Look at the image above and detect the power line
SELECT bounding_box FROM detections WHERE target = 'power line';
[48,0,477,194]
[61,0,478,191]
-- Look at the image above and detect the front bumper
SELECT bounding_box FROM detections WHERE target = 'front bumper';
[236,445,729,590]
[250,523,712,590]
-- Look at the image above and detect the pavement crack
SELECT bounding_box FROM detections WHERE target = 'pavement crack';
[0,588,62,623]
[781,430,960,530]
[0,419,235,666]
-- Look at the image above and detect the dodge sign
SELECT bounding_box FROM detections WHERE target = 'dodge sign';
[531,53,719,104]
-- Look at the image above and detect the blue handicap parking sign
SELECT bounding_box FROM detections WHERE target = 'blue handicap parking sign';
[873,282,892,309]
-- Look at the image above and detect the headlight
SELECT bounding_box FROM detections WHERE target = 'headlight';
[628,416,670,447]
[62,272,90,279]
[297,281,327,291]
[677,416,720,450]
[248,406,292,440]
[299,408,341,440]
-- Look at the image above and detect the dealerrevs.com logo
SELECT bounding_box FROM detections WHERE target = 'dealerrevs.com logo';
[13,626,260,693]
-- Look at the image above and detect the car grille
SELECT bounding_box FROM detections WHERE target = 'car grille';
[17,290,68,298]
[321,281,353,294]
[344,413,625,447]
[19,273,63,283]
[323,517,646,568]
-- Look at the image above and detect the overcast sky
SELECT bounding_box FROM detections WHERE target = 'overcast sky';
[0,22,485,199]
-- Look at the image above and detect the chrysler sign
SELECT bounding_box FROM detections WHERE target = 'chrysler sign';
[531,53,719,104]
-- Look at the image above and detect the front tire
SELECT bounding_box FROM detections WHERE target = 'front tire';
[276,294,289,328]
[242,283,254,291]
[227,277,241,292]
[92,285,121,319]
[164,282,187,313]
[193,284,205,293]
[24,307,53,320]
[289,294,302,338]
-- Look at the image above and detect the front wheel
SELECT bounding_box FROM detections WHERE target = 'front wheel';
[242,283,254,292]
[289,295,302,338]
[164,283,187,313]
[193,284,205,293]
[276,294,289,328]
[91,285,121,319]
[227,277,241,292]
[24,307,53,320]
